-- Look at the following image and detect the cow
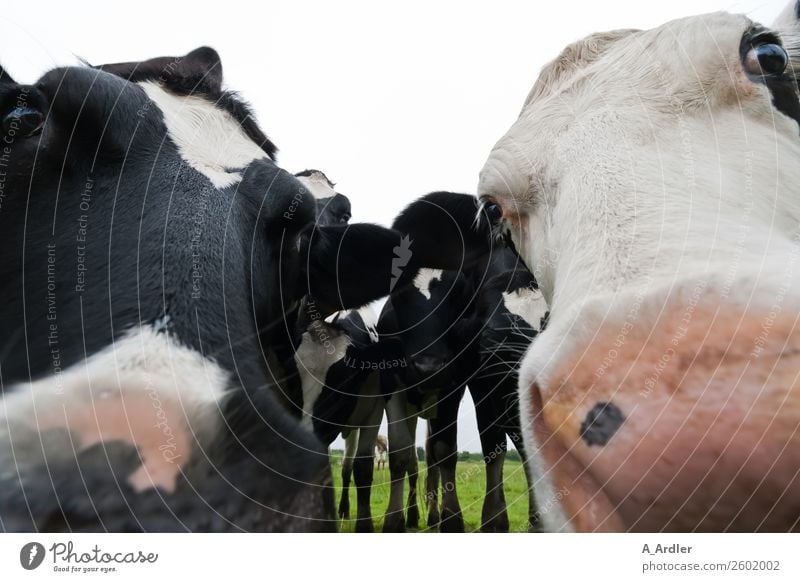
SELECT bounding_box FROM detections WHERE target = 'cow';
[270,170,354,416]
[378,267,479,533]
[467,243,549,532]
[295,169,352,226]
[378,193,493,533]
[0,48,469,531]
[476,3,800,531]
[374,434,388,469]
[379,217,550,532]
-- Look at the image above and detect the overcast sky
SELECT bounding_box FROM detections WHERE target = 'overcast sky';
[0,0,785,451]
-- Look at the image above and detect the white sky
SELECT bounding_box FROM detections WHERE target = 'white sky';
[0,0,785,451]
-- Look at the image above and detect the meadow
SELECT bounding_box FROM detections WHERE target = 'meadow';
[330,454,531,533]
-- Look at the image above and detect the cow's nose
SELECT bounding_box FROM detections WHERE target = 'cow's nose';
[3,106,44,138]
[413,355,444,375]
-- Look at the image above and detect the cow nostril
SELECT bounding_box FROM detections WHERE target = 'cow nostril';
[3,106,45,138]
[580,401,625,447]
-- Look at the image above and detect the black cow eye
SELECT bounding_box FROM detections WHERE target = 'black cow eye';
[483,201,502,224]
[744,42,788,76]
[3,106,45,138]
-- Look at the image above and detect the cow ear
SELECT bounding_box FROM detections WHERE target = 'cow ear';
[97,46,223,95]
[392,192,493,272]
[0,65,16,85]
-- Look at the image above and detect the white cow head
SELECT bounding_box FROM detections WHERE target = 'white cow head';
[480,4,800,531]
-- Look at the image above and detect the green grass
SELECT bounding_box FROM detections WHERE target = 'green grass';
[330,455,531,533]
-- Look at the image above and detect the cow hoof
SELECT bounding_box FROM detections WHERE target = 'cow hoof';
[426,510,440,529]
[355,518,374,533]
[438,509,464,533]
[382,513,407,533]
[406,505,420,529]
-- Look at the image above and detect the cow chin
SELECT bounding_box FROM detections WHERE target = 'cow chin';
[520,278,800,532]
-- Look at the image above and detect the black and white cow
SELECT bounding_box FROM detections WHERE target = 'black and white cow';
[384,194,550,532]
[295,169,352,226]
[379,267,478,533]
[294,304,402,532]
[0,48,461,531]
[376,193,497,532]
[269,170,354,416]
[467,244,549,532]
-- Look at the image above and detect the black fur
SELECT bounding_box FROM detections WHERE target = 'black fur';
[97,47,278,159]
[392,192,494,272]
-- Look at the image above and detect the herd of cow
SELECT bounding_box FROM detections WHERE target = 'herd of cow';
[2,1,800,532]
[291,175,547,532]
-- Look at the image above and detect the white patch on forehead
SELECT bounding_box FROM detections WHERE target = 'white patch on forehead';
[295,172,336,200]
[0,327,228,491]
[139,81,268,189]
[413,269,443,300]
[502,287,549,330]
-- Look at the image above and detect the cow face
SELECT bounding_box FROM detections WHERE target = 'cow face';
[479,6,800,531]
[0,47,418,531]
[295,169,352,226]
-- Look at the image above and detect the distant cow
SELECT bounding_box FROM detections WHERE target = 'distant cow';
[374,434,388,469]
[0,49,463,531]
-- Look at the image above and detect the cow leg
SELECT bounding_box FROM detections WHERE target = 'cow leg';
[405,420,420,529]
[424,422,441,528]
[473,390,509,532]
[383,395,414,533]
[512,432,542,532]
[353,422,379,533]
[338,430,358,520]
[429,390,464,533]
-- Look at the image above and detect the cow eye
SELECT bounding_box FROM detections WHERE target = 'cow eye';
[744,41,788,76]
[482,201,502,224]
[3,106,45,138]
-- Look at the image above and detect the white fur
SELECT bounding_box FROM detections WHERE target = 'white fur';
[296,172,337,200]
[501,287,548,329]
[140,82,267,188]
[413,268,443,300]
[479,8,800,531]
